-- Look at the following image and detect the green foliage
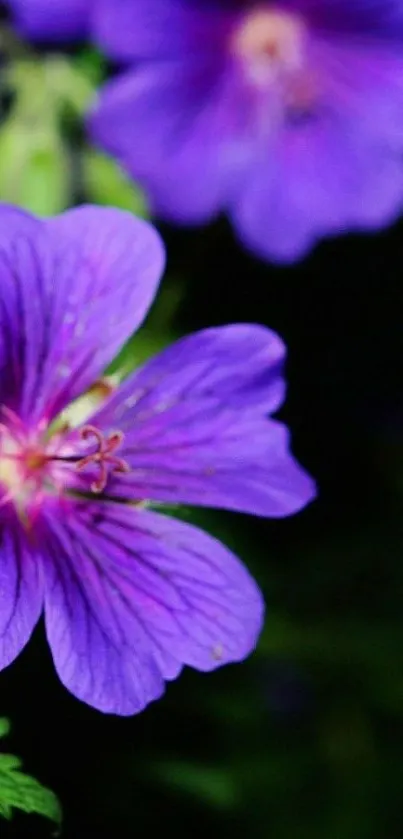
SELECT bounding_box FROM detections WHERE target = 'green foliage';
[0,719,61,825]
[0,61,69,215]
[83,149,149,216]
[0,112,70,217]
[0,48,97,216]
[153,761,238,810]
[0,36,149,222]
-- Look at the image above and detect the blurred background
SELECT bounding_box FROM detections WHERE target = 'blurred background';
[1,6,403,839]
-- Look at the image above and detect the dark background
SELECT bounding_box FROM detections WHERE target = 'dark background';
[2,211,403,838]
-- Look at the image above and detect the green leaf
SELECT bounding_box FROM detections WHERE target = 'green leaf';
[153,761,238,810]
[0,720,61,825]
[73,47,108,89]
[0,56,75,215]
[0,115,70,216]
[0,720,11,740]
[11,55,97,117]
[83,148,149,216]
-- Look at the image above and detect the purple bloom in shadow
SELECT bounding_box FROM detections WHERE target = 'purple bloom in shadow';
[6,0,88,41]
[0,204,315,715]
[89,0,403,263]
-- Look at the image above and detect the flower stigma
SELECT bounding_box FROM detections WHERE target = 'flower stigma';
[74,425,130,494]
[0,405,130,524]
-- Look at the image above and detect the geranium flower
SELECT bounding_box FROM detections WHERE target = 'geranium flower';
[0,204,315,714]
[88,0,403,262]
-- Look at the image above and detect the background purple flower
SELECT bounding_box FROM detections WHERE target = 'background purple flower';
[6,0,88,41]
[0,204,315,715]
[89,0,403,263]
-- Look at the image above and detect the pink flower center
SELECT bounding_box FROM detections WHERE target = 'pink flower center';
[232,5,318,115]
[0,406,129,520]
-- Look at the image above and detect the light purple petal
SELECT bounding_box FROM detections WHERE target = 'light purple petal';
[0,204,165,422]
[312,37,403,148]
[100,324,286,414]
[93,0,403,60]
[0,521,43,671]
[7,0,88,41]
[89,62,257,224]
[232,117,403,263]
[106,413,314,517]
[41,504,164,716]
[0,206,43,409]
[41,501,263,714]
[90,326,316,517]
[93,0,233,61]
[283,0,403,38]
[94,0,403,60]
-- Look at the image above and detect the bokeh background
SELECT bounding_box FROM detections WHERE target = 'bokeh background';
[1,8,403,839]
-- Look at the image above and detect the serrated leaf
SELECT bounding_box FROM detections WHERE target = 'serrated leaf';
[0,725,61,825]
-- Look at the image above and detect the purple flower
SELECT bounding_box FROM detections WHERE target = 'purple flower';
[89,0,403,263]
[0,204,315,715]
[6,0,88,41]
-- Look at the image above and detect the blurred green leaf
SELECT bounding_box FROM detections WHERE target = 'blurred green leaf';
[0,720,61,824]
[11,55,97,116]
[73,47,107,88]
[83,149,149,217]
[0,58,76,214]
[153,761,238,810]
[0,52,102,213]
[256,615,403,716]
[258,615,403,669]
[0,720,10,740]
[0,115,70,215]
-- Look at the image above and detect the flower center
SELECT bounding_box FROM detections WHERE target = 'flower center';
[0,406,129,519]
[232,5,318,116]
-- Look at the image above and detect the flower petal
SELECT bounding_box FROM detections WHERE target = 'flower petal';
[98,324,286,415]
[0,204,165,422]
[90,326,316,517]
[41,505,163,716]
[7,0,88,41]
[91,0,403,258]
[293,0,403,38]
[0,521,43,671]
[232,91,403,263]
[89,62,256,224]
[93,0,231,61]
[40,501,263,715]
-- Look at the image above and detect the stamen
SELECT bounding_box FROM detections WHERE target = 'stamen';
[75,425,130,494]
